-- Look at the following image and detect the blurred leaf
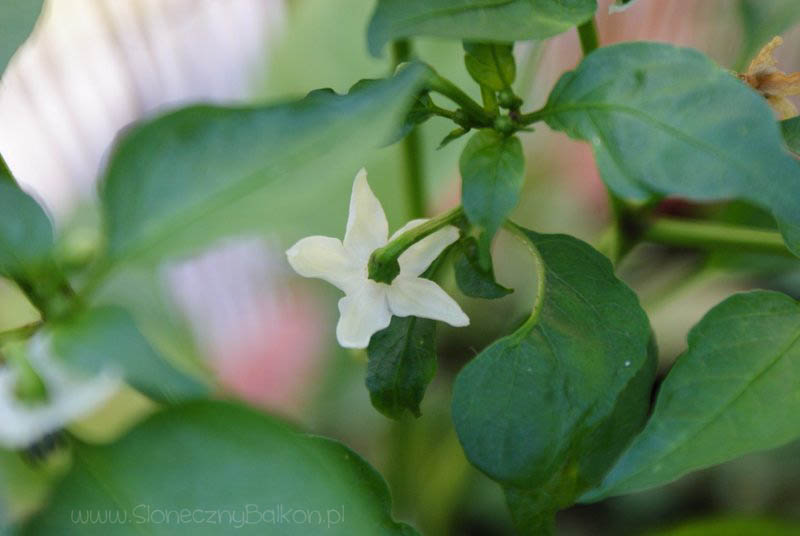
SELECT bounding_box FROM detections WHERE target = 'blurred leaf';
[99,65,426,267]
[49,307,209,404]
[453,237,512,299]
[459,131,524,266]
[0,0,44,75]
[781,117,800,155]
[0,177,54,284]
[0,448,50,526]
[451,228,655,533]
[366,315,437,419]
[646,517,800,536]
[737,0,800,70]
[463,42,516,91]
[24,401,418,535]
[438,127,469,149]
[585,291,800,499]
[367,0,597,57]
[543,43,800,256]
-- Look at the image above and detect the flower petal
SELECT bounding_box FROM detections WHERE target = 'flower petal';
[286,236,361,293]
[387,276,469,327]
[0,337,120,449]
[398,225,460,277]
[336,281,391,348]
[343,168,388,264]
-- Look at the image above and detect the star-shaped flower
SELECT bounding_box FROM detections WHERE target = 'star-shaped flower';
[0,336,119,449]
[286,169,469,348]
[739,36,800,119]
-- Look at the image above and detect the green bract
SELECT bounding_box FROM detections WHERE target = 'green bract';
[24,401,418,535]
[585,291,800,499]
[367,0,597,57]
[541,42,800,256]
[452,228,655,533]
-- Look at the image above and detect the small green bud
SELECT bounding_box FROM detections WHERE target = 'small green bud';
[493,115,515,135]
[498,89,522,109]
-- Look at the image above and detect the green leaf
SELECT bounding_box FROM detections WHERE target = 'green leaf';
[0,1,44,75]
[736,0,800,70]
[49,306,209,404]
[438,127,469,149]
[451,227,655,532]
[0,176,54,283]
[463,42,516,91]
[542,42,800,256]
[366,315,437,419]
[453,236,512,299]
[459,130,525,257]
[584,290,800,500]
[645,517,800,536]
[99,65,426,266]
[367,0,597,57]
[24,401,417,535]
[781,117,800,156]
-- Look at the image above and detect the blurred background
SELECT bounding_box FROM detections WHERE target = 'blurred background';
[1,0,800,534]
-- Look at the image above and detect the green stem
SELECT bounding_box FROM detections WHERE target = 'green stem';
[480,86,499,115]
[369,207,465,283]
[577,18,600,56]
[393,40,426,220]
[426,68,494,127]
[0,322,42,347]
[642,218,794,257]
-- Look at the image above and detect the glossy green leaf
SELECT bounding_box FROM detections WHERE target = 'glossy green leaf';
[459,131,525,261]
[453,236,512,299]
[49,306,209,404]
[736,0,800,70]
[586,290,800,500]
[100,65,426,266]
[646,517,800,536]
[781,117,800,156]
[366,315,437,419]
[463,42,516,91]
[367,0,597,57]
[0,1,44,75]
[542,42,800,256]
[24,401,417,535]
[0,176,54,283]
[451,228,655,532]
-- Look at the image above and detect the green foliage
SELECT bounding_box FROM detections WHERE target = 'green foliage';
[781,117,800,156]
[49,307,209,404]
[366,315,437,419]
[585,291,800,499]
[542,42,800,256]
[451,228,655,533]
[646,517,800,536]
[99,65,426,266]
[459,130,525,267]
[367,0,597,57]
[24,401,418,535]
[463,42,516,91]
[453,236,512,299]
[0,0,44,75]
[0,176,54,285]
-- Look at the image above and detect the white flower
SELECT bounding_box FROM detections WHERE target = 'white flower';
[0,337,120,449]
[286,169,469,349]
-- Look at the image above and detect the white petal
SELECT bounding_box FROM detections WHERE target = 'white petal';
[286,236,361,293]
[343,169,388,265]
[0,337,120,449]
[387,277,469,327]
[397,224,460,278]
[336,281,392,348]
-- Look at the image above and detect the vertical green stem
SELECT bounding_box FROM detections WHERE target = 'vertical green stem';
[393,40,426,219]
[577,18,600,56]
